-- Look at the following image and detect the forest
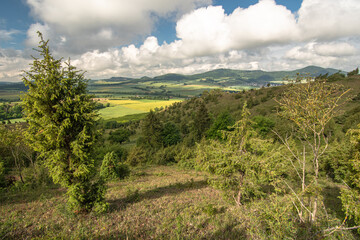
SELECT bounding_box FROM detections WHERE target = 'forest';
[1,33,360,239]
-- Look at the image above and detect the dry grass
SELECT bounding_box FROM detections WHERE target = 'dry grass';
[0,166,247,240]
[1,165,358,239]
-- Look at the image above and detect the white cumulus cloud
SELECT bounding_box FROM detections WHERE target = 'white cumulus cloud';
[25,0,212,54]
[176,0,298,56]
[2,0,360,82]
[297,0,360,40]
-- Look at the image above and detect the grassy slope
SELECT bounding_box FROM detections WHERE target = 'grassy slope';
[0,166,245,239]
[1,165,355,239]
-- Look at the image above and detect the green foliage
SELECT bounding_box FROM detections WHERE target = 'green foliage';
[0,124,29,184]
[100,151,130,180]
[321,140,352,181]
[340,124,360,231]
[21,32,106,212]
[126,147,148,166]
[191,100,211,141]
[206,111,234,140]
[94,142,128,167]
[0,103,23,121]
[161,122,181,147]
[0,160,5,188]
[22,163,54,188]
[277,78,349,136]
[195,104,277,204]
[66,178,108,214]
[246,195,300,238]
[140,110,163,149]
[153,145,180,165]
[175,145,196,169]
[348,68,359,77]
[276,76,350,223]
[251,115,275,137]
[108,128,131,144]
[328,72,346,82]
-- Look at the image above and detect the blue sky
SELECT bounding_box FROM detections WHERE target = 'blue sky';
[0,0,359,81]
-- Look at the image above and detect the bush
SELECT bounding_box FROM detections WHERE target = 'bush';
[126,147,148,166]
[100,152,130,180]
[22,163,53,188]
[153,145,180,165]
[108,128,131,144]
[67,178,108,214]
[175,147,196,169]
[252,115,275,137]
[0,160,5,188]
[161,122,181,147]
[94,143,128,167]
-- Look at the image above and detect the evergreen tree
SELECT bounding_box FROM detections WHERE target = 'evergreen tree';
[141,110,163,149]
[161,122,181,147]
[195,103,276,205]
[22,32,107,213]
[192,101,211,141]
[206,111,234,140]
[100,151,129,181]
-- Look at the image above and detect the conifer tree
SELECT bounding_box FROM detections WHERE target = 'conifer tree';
[192,101,211,141]
[22,32,107,212]
[141,110,163,149]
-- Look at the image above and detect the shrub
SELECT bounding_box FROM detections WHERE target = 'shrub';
[153,145,180,165]
[252,115,275,137]
[126,147,148,166]
[175,145,196,169]
[100,152,130,180]
[0,160,5,188]
[108,128,131,144]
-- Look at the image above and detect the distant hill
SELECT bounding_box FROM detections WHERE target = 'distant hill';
[0,66,348,101]
[99,66,342,84]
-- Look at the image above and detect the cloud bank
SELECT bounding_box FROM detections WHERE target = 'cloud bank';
[1,0,360,81]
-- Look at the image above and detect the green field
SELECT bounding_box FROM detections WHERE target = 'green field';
[98,99,183,120]
[98,105,145,119]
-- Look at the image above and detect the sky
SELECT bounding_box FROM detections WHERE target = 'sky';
[0,0,360,82]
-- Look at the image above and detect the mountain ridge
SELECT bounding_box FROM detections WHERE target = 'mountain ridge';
[98,65,342,83]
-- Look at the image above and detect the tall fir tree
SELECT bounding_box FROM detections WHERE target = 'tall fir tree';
[22,32,107,212]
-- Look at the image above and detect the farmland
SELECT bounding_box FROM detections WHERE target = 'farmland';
[0,66,342,123]
[98,99,183,120]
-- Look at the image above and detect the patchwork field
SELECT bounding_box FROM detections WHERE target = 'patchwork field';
[98,99,183,120]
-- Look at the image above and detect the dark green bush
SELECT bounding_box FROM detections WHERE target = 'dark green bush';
[126,147,148,166]
[100,152,130,180]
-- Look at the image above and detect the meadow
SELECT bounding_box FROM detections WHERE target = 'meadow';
[98,99,183,120]
[1,164,355,239]
[0,166,243,239]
